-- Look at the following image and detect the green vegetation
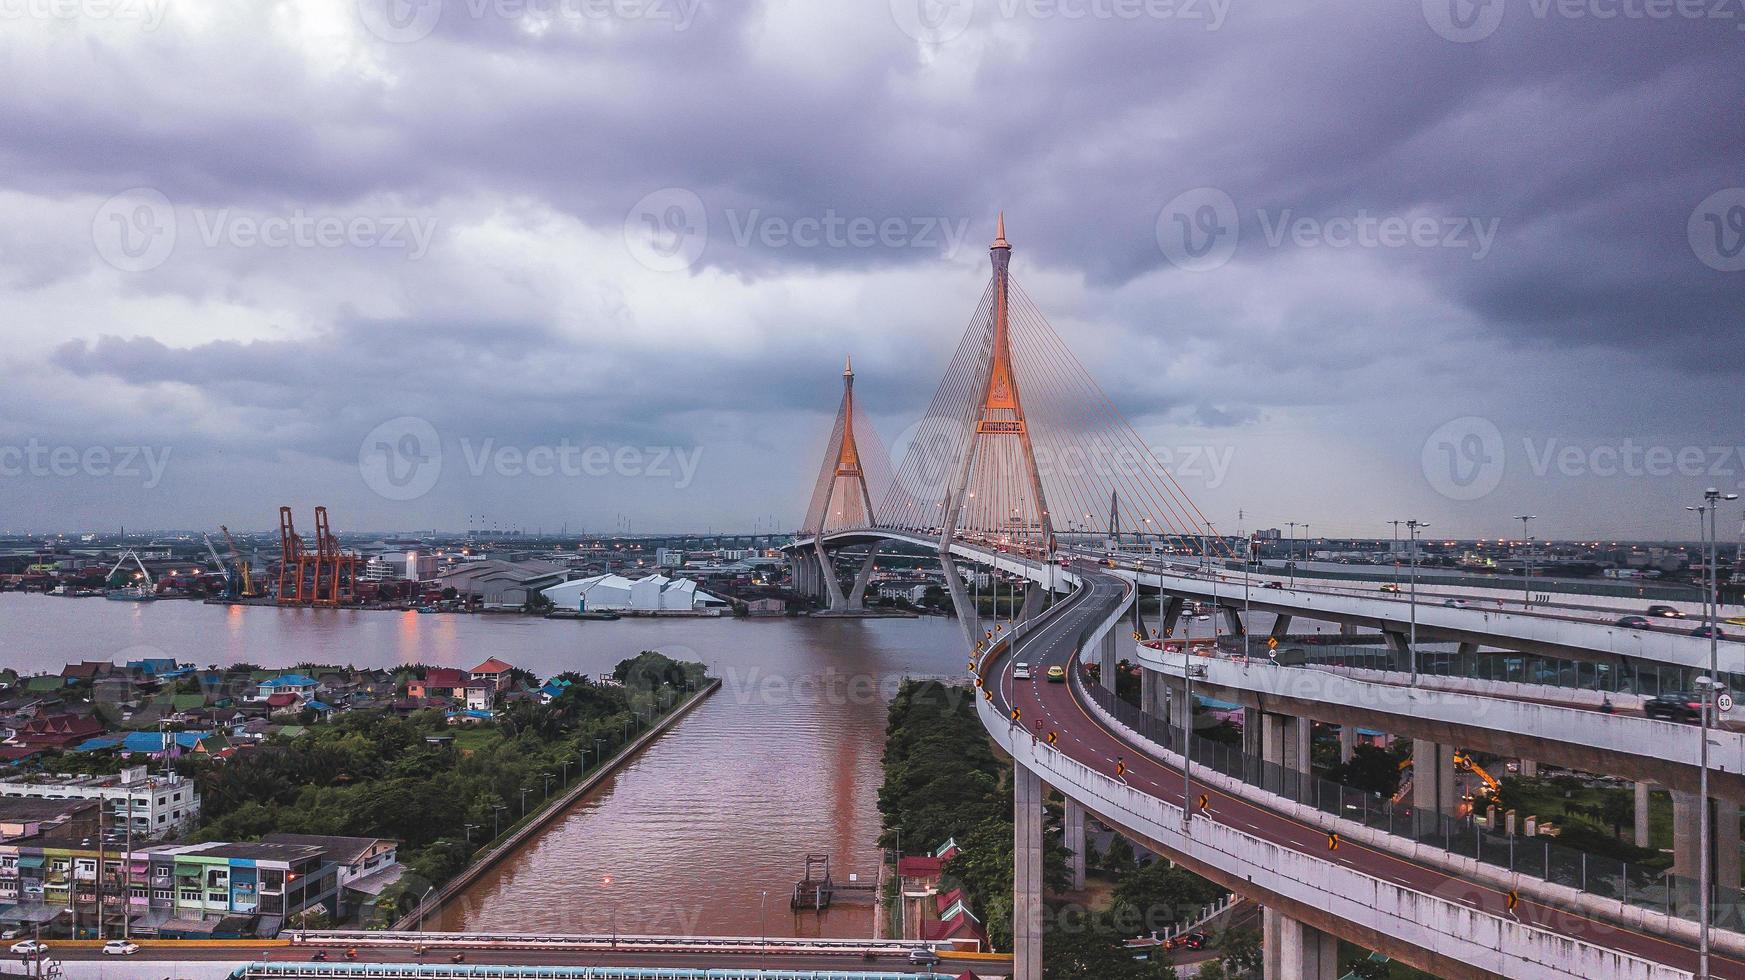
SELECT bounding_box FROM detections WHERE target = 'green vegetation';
[1486,774,1667,868]
[1194,927,1261,979]
[182,651,708,920]
[877,679,1204,978]
[1325,743,1406,799]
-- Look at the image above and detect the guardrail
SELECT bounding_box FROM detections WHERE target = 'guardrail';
[236,967,953,979]
[980,684,1691,980]
[295,931,948,956]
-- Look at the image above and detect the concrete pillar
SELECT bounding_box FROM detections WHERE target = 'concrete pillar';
[1159,596,1184,637]
[813,542,847,609]
[1338,724,1357,764]
[1019,581,1046,623]
[1263,906,1282,980]
[1412,739,1456,836]
[1717,798,1742,910]
[1064,799,1087,892]
[846,548,878,609]
[1672,790,1700,881]
[1275,914,1340,980]
[1099,628,1120,695]
[1269,613,1293,639]
[1223,605,1245,636]
[1518,759,1538,778]
[1013,766,1044,980]
[1384,630,1410,673]
[1634,781,1652,849]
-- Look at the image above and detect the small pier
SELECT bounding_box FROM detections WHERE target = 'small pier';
[791,854,878,911]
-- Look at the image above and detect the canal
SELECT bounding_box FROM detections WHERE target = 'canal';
[1,594,963,938]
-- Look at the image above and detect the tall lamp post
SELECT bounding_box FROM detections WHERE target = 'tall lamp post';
[1515,515,1536,606]
[1406,520,1429,685]
[1688,488,1736,980]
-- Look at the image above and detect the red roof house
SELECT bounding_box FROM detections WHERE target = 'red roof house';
[11,713,105,748]
[468,658,515,692]
[409,668,468,699]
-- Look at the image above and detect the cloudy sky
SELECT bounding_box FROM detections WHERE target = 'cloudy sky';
[1,0,1741,540]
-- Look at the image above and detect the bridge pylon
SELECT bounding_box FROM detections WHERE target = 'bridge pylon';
[801,357,892,612]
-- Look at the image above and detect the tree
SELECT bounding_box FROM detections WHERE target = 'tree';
[1345,957,1389,979]
[1212,927,1262,979]
[1045,910,1177,980]
[1596,790,1633,840]
[1110,862,1224,936]
[1326,744,1402,798]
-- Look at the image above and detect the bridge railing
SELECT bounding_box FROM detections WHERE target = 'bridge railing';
[1078,680,1741,932]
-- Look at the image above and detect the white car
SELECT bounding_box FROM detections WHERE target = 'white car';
[9,940,46,956]
[102,940,140,956]
[1013,662,1033,680]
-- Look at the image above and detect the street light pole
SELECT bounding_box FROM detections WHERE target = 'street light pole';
[1515,515,1536,606]
[1689,488,1736,980]
[1389,520,1403,586]
[1406,521,1429,685]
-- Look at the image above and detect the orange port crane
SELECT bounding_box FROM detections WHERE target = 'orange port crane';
[276,506,360,606]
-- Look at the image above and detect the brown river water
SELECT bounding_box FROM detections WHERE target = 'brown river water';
[1,594,964,938]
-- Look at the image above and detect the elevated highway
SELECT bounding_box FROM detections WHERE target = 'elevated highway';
[976,561,1738,979]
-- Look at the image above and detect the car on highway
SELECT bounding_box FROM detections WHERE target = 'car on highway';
[1615,615,1654,629]
[1013,662,1033,680]
[9,941,45,956]
[1647,604,1685,618]
[1047,665,1067,683]
[1645,692,1704,723]
[1262,581,1284,590]
[102,941,139,956]
[1443,598,1471,608]
[908,948,942,966]
[1378,583,1401,593]
[1690,625,1729,640]
[1727,616,1745,627]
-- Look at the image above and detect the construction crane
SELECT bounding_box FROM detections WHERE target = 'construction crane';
[219,525,256,597]
[200,533,237,597]
[104,549,156,600]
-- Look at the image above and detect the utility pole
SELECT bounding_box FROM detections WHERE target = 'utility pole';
[1515,515,1536,606]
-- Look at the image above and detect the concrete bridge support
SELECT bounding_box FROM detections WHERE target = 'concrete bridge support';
[1518,759,1538,778]
[1223,605,1245,636]
[1064,799,1087,891]
[1020,581,1046,623]
[1635,780,1652,849]
[1160,596,1184,637]
[845,547,878,609]
[938,552,982,651]
[1670,790,1742,912]
[1271,912,1341,980]
[1269,614,1293,639]
[1339,724,1357,764]
[1412,740,1457,836]
[1013,766,1045,980]
[1261,713,1311,798]
[813,542,847,609]
[1098,627,1120,695]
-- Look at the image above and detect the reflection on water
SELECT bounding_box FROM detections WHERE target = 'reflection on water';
[3,595,962,937]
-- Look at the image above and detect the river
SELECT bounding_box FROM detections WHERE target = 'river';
[0,594,963,938]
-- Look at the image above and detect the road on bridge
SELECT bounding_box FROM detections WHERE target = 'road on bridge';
[989,560,1744,979]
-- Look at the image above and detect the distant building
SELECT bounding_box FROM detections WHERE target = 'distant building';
[468,658,515,693]
[744,597,787,617]
[542,573,727,613]
[254,674,319,702]
[429,559,572,607]
[0,766,200,838]
[655,548,684,567]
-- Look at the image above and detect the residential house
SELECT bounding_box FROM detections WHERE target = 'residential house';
[260,833,400,922]
[255,675,319,702]
[408,668,467,701]
[468,658,515,693]
[10,713,105,749]
[0,766,200,838]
